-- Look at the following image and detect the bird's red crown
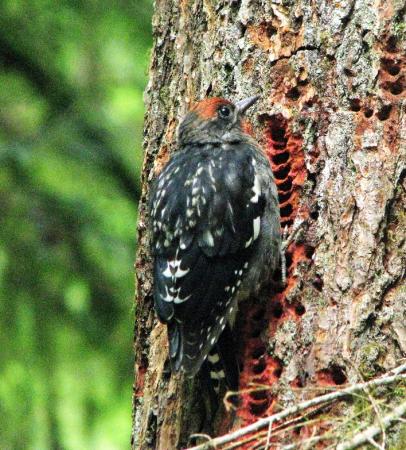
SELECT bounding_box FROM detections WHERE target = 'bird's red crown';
[190,97,233,119]
[189,97,254,136]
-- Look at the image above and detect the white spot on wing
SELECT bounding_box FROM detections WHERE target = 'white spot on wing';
[208,354,220,364]
[210,370,225,379]
[208,165,216,184]
[162,287,174,303]
[162,258,190,278]
[173,293,191,304]
[202,229,214,247]
[253,216,261,240]
[251,172,261,203]
[161,286,191,304]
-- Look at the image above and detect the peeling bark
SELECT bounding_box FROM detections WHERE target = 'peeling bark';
[133,1,406,448]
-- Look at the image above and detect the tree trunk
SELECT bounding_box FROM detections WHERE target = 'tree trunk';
[132,1,406,448]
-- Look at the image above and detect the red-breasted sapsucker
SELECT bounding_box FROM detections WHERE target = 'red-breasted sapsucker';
[149,96,280,389]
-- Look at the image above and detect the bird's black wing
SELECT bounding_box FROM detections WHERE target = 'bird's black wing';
[149,143,266,375]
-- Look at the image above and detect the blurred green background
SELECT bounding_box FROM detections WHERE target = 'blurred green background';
[0,1,152,448]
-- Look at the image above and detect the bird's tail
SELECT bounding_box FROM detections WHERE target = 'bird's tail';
[168,321,239,393]
[168,322,204,374]
[167,322,183,371]
[208,324,239,393]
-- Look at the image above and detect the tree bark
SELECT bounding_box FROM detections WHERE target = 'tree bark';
[133,1,406,448]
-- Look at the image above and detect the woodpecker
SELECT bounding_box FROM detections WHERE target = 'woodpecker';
[149,96,281,384]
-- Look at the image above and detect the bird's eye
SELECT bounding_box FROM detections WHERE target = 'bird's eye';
[218,105,231,119]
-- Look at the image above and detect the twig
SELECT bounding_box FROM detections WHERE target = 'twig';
[345,357,387,449]
[281,219,305,252]
[280,219,306,285]
[303,426,318,450]
[277,432,335,450]
[264,418,273,450]
[186,363,406,450]
[224,385,271,412]
[322,400,389,450]
[367,437,384,450]
[256,397,395,450]
[221,431,265,450]
[336,400,406,450]
[189,434,215,449]
[253,416,335,450]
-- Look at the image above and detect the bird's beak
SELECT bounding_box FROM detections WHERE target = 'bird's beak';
[235,95,259,114]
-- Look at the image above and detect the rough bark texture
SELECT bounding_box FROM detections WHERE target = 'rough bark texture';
[133,1,406,448]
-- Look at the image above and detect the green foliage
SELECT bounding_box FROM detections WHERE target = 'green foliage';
[0,1,152,448]
[333,381,406,449]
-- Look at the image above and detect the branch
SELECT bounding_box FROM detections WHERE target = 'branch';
[336,400,406,450]
[187,363,406,450]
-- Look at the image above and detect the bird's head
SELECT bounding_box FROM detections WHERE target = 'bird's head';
[178,95,259,146]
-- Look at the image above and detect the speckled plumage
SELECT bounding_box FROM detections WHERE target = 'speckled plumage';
[149,97,280,379]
